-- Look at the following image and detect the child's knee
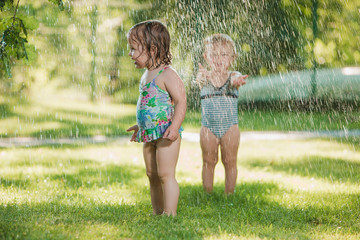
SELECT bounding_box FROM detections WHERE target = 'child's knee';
[157,171,174,184]
[222,157,237,168]
[203,157,218,169]
[146,170,160,182]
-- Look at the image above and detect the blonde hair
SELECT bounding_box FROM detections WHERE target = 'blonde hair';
[127,20,172,69]
[203,33,237,56]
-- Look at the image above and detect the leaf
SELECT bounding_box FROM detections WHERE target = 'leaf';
[21,37,28,60]
[18,18,27,37]
[0,0,12,11]
[0,37,6,58]
[0,1,5,10]
[58,0,64,11]
[146,97,156,107]
[48,0,64,11]
[19,15,40,31]
[156,111,168,121]
[1,55,12,78]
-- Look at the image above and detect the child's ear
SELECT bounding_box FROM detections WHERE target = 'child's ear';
[203,52,209,62]
[231,52,237,64]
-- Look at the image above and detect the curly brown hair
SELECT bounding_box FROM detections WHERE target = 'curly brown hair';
[127,20,172,69]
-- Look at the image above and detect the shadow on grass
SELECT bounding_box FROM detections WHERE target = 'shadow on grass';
[244,155,360,183]
[50,163,144,189]
[7,142,126,150]
[1,158,144,190]
[0,104,16,119]
[1,182,359,239]
[0,105,136,138]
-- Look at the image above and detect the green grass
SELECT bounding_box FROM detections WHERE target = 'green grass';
[0,85,138,138]
[1,139,359,239]
[1,93,359,138]
[184,109,360,132]
[1,72,359,138]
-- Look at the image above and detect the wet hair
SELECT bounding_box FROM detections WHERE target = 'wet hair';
[127,20,172,69]
[203,33,237,56]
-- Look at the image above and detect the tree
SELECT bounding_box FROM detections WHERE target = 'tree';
[282,0,360,68]
[0,0,64,79]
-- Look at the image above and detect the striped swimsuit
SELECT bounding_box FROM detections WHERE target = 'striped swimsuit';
[200,73,239,139]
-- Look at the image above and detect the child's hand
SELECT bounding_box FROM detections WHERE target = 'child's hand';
[126,125,139,142]
[195,63,210,86]
[163,125,179,141]
[230,72,248,88]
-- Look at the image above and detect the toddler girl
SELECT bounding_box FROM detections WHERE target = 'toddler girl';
[126,20,186,216]
[195,34,247,194]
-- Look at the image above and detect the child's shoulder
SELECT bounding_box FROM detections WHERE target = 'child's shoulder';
[230,71,242,81]
[160,66,181,81]
[231,70,242,76]
[164,65,179,75]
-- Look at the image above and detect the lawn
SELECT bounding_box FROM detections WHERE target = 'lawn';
[1,138,359,239]
[0,72,359,239]
[0,84,359,138]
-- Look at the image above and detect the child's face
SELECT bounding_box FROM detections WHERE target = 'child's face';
[203,43,235,72]
[128,37,149,69]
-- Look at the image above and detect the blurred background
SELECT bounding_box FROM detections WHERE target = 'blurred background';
[1,0,359,140]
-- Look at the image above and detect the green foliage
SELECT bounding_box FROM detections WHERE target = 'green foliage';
[135,0,303,75]
[0,0,13,11]
[132,0,304,109]
[282,0,360,68]
[0,16,29,77]
[48,0,64,11]
[1,0,358,106]
[0,0,63,79]
[132,0,359,76]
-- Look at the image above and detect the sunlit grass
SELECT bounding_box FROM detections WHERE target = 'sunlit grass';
[1,76,359,138]
[183,109,360,132]
[0,138,359,239]
[0,84,138,138]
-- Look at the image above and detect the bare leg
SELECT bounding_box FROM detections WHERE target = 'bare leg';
[200,127,220,193]
[156,137,181,216]
[220,125,240,194]
[143,142,164,215]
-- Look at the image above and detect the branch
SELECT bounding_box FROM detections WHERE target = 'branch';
[12,0,21,27]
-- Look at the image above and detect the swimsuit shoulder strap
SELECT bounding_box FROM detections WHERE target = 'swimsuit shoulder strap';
[152,66,169,81]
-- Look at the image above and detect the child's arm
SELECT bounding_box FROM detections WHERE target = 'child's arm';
[163,70,187,141]
[126,125,139,142]
[194,63,210,87]
[230,71,248,88]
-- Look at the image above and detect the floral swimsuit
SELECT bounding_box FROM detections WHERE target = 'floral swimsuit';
[136,67,183,143]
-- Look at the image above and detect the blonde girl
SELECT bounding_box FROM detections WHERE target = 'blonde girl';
[195,34,247,194]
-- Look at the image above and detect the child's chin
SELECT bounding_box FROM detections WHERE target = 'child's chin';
[214,66,228,72]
